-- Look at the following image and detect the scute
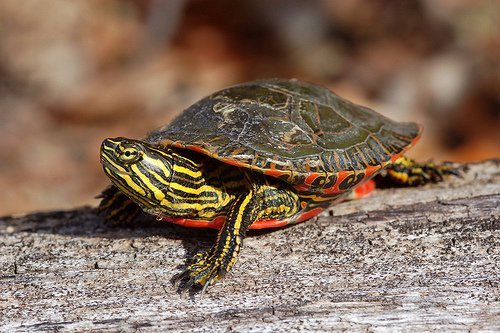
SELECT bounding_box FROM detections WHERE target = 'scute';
[146,79,421,184]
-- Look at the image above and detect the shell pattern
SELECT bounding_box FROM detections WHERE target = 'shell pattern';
[146,79,421,195]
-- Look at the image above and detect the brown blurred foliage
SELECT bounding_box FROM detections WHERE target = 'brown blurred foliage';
[0,0,498,214]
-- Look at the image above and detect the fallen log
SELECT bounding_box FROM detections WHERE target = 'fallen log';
[1,160,498,332]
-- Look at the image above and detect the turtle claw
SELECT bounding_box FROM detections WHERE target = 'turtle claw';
[172,270,199,298]
[173,250,227,294]
[439,162,463,178]
[200,274,218,298]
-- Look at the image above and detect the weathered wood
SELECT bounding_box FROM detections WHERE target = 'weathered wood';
[1,160,499,332]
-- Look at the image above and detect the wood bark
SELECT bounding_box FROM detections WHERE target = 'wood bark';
[1,160,499,332]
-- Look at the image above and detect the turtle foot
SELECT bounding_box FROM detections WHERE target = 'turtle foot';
[384,157,461,186]
[173,250,228,295]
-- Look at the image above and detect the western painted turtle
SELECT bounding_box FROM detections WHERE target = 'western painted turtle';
[98,79,456,291]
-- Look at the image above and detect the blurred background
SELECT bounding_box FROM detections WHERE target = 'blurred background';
[0,0,498,215]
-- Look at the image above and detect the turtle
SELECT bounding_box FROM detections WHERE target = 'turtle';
[98,78,457,291]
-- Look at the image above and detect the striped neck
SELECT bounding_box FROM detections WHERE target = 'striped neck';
[100,137,224,217]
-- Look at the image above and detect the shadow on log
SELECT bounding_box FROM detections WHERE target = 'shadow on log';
[1,160,499,331]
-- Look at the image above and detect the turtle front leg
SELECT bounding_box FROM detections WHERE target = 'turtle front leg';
[177,190,261,292]
[382,156,460,186]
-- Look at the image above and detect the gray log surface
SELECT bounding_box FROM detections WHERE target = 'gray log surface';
[1,160,499,332]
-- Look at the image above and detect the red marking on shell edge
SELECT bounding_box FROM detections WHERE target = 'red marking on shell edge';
[364,165,380,178]
[170,141,185,149]
[323,170,352,195]
[264,169,286,178]
[221,158,248,168]
[185,144,212,156]
[352,179,375,199]
[305,173,320,186]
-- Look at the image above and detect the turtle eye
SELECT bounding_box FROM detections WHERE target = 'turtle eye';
[119,146,142,164]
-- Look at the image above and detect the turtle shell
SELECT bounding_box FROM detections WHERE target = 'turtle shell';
[146,79,421,192]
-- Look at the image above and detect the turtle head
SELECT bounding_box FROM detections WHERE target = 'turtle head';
[100,137,174,211]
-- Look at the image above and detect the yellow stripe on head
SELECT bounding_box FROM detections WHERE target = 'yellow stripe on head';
[173,165,203,179]
[131,164,165,201]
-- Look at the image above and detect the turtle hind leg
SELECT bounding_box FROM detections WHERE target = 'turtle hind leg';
[97,185,142,226]
[380,156,461,187]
